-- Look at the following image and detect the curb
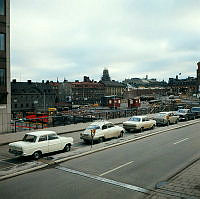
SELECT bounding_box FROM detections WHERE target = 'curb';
[0,119,199,181]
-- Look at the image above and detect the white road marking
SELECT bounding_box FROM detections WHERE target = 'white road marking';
[56,166,148,194]
[173,138,189,145]
[99,161,134,176]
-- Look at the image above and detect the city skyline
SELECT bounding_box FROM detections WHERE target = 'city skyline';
[10,0,200,82]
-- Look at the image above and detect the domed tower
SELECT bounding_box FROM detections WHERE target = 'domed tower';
[101,68,111,81]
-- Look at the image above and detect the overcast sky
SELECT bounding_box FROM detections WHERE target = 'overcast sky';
[10,0,200,83]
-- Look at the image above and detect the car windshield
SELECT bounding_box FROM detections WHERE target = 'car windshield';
[178,109,187,113]
[128,117,141,122]
[23,134,37,142]
[191,107,200,111]
[86,125,100,130]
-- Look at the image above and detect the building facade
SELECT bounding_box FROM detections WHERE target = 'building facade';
[197,62,200,93]
[11,80,57,116]
[71,77,105,105]
[100,69,126,97]
[0,0,10,133]
[168,76,197,95]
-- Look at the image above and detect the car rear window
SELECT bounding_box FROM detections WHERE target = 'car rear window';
[86,125,100,130]
[128,117,141,122]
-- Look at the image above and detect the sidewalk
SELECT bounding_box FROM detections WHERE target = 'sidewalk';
[144,158,200,199]
[0,117,130,146]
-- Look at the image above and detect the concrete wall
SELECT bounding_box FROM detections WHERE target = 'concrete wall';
[0,0,11,133]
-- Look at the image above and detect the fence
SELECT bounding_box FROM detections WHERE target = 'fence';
[9,104,176,133]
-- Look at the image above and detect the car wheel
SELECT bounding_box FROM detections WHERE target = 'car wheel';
[185,116,188,121]
[63,144,71,152]
[140,127,144,133]
[151,124,155,129]
[99,137,104,143]
[175,119,178,124]
[119,131,124,138]
[33,151,42,160]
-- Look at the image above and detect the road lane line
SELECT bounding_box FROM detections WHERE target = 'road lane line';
[56,166,148,194]
[173,138,189,145]
[99,161,134,177]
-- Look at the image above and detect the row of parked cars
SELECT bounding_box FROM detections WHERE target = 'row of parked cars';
[8,107,200,159]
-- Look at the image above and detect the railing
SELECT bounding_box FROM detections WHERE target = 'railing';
[8,104,178,133]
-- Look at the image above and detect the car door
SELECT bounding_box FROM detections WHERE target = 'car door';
[107,123,117,138]
[102,124,109,139]
[48,134,62,153]
[142,117,148,129]
[145,117,152,129]
[38,135,48,154]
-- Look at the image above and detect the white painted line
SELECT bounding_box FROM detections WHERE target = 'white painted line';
[99,161,134,177]
[174,138,189,145]
[56,166,148,194]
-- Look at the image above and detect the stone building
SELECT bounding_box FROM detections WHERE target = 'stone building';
[168,76,197,95]
[100,69,126,97]
[0,0,10,133]
[11,80,57,115]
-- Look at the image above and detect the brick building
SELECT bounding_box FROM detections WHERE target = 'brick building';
[71,77,105,105]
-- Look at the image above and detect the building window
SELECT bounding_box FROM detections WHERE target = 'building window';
[0,68,5,86]
[0,93,6,104]
[0,33,5,50]
[0,0,5,15]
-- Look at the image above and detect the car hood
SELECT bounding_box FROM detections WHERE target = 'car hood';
[176,112,186,116]
[9,141,34,148]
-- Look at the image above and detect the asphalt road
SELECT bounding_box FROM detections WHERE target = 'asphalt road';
[0,122,199,199]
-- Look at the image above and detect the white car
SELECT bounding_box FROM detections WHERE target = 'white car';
[123,116,156,132]
[9,131,73,159]
[80,121,125,143]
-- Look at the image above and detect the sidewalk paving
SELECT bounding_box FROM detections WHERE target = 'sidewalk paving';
[143,158,200,199]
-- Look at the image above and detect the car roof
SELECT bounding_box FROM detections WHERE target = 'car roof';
[131,115,147,118]
[89,120,112,126]
[159,112,170,114]
[25,131,56,136]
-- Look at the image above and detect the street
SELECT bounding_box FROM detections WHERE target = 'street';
[0,122,199,199]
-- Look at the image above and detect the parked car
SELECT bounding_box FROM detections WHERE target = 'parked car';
[80,121,125,143]
[175,109,195,121]
[9,131,73,159]
[191,107,200,118]
[123,116,156,132]
[153,112,179,126]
